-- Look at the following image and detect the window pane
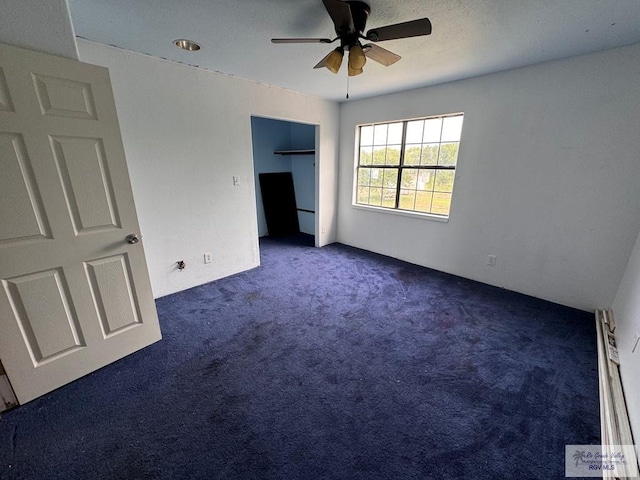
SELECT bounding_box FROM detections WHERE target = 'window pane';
[399,190,416,210]
[373,124,388,145]
[370,168,383,187]
[401,169,417,189]
[357,186,369,204]
[354,114,462,217]
[420,144,439,166]
[359,146,373,165]
[357,168,371,186]
[438,143,459,166]
[383,169,398,189]
[386,146,401,165]
[360,125,374,146]
[423,118,443,143]
[417,170,434,191]
[431,192,452,215]
[441,116,463,142]
[434,170,455,193]
[369,187,382,206]
[372,146,386,165]
[415,191,433,213]
[387,123,403,144]
[382,189,396,207]
[406,120,424,144]
[404,145,421,166]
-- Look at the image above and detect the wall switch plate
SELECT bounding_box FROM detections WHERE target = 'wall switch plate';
[232,176,240,186]
[632,332,640,354]
[487,254,497,266]
[204,252,213,264]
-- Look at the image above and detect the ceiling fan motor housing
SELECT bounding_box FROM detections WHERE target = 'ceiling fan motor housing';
[341,1,370,47]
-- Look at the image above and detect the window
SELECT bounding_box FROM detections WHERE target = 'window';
[355,113,464,217]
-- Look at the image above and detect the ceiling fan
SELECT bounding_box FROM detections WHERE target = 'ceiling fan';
[271,0,432,77]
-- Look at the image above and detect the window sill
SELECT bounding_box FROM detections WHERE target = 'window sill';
[351,203,450,223]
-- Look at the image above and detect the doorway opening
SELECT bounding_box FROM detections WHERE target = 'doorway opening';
[250,116,317,248]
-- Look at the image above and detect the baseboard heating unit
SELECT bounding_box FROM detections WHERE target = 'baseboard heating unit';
[595,309,639,479]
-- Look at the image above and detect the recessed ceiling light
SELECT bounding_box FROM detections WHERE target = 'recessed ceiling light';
[174,39,201,51]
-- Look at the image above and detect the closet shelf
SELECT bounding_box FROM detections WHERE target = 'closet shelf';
[274,149,315,156]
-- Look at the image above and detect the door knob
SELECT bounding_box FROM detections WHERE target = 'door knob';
[126,234,141,244]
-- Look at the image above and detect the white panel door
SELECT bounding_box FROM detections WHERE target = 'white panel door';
[0,43,162,404]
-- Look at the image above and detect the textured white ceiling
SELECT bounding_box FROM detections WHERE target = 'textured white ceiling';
[68,0,640,102]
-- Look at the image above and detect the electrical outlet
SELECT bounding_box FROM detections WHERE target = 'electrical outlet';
[487,254,497,266]
[632,332,640,354]
[321,226,326,234]
[204,252,213,264]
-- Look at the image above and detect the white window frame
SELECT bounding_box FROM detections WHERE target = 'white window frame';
[353,113,464,220]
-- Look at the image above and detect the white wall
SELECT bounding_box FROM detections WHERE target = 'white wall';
[337,43,640,311]
[0,0,78,60]
[78,39,339,298]
[612,228,640,451]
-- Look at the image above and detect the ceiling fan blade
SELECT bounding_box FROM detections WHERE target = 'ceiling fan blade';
[314,51,334,69]
[322,0,355,34]
[366,18,432,42]
[362,44,401,66]
[272,38,333,44]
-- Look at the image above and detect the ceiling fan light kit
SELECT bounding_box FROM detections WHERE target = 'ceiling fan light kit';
[326,48,344,74]
[348,64,363,77]
[348,44,367,72]
[271,0,432,80]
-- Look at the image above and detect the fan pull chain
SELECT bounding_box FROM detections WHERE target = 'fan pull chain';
[346,73,350,99]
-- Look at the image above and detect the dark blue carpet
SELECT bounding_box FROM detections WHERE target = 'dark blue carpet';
[0,236,600,479]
